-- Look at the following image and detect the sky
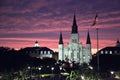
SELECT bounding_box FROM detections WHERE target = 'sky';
[0,0,120,54]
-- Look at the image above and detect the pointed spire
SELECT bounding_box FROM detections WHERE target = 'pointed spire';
[72,13,78,33]
[59,32,63,44]
[86,30,91,44]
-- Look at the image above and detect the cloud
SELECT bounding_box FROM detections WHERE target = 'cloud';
[0,0,120,53]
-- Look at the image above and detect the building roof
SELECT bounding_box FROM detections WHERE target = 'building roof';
[101,47,120,51]
[20,47,54,53]
[98,46,120,55]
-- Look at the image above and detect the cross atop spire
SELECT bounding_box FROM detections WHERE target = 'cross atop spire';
[71,14,78,33]
[59,32,63,44]
[86,30,91,44]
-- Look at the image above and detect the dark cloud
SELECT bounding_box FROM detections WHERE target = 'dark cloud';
[0,0,120,52]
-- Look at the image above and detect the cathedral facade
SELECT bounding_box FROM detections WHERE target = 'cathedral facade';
[58,14,92,65]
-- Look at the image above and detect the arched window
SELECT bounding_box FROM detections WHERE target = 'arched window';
[41,51,43,54]
[110,51,112,54]
[48,51,50,55]
[115,50,117,54]
[44,51,46,54]
[105,51,108,54]
[101,51,103,54]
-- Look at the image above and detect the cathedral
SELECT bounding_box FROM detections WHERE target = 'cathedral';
[58,14,92,65]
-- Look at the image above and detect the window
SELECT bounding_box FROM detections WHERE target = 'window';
[101,51,103,54]
[68,48,70,51]
[110,51,112,54]
[39,50,41,54]
[115,50,117,54]
[34,51,36,53]
[26,51,28,54]
[44,51,46,54]
[48,51,50,55]
[37,50,39,54]
[83,55,86,59]
[105,51,108,54]
[88,56,90,58]
[41,51,43,54]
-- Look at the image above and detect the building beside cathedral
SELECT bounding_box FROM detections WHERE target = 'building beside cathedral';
[58,14,92,64]
[20,41,58,60]
[97,39,120,55]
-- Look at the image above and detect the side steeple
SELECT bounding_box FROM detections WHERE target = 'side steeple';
[59,32,63,44]
[86,30,91,44]
[86,30,92,62]
[72,14,78,33]
[58,32,64,61]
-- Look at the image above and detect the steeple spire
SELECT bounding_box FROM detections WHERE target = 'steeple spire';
[59,32,63,44]
[72,14,78,33]
[86,30,91,44]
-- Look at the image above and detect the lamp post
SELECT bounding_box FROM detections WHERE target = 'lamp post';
[110,71,114,78]
[38,67,41,79]
[59,67,62,80]
[28,66,32,80]
[60,67,62,71]
[51,67,54,74]
[51,67,54,80]
[81,75,85,80]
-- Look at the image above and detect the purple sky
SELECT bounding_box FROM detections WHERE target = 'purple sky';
[0,0,120,53]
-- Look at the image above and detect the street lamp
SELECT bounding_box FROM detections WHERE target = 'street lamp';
[110,71,114,78]
[60,67,62,71]
[111,71,114,75]
[38,67,41,71]
[59,67,62,80]
[88,66,93,70]
[28,66,30,69]
[51,67,54,74]
[38,67,41,79]
[28,66,32,80]
[81,75,85,80]
[51,67,54,80]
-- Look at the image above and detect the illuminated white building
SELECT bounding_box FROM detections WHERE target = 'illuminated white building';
[20,41,54,59]
[58,14,92,64]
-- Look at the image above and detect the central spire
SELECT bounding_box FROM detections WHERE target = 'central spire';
[71,14,78,33]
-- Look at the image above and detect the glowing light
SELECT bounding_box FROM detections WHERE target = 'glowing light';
[110,71,114,74]
[81,75,85,80]
[38,67,41,70]
[51,67,54,70]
